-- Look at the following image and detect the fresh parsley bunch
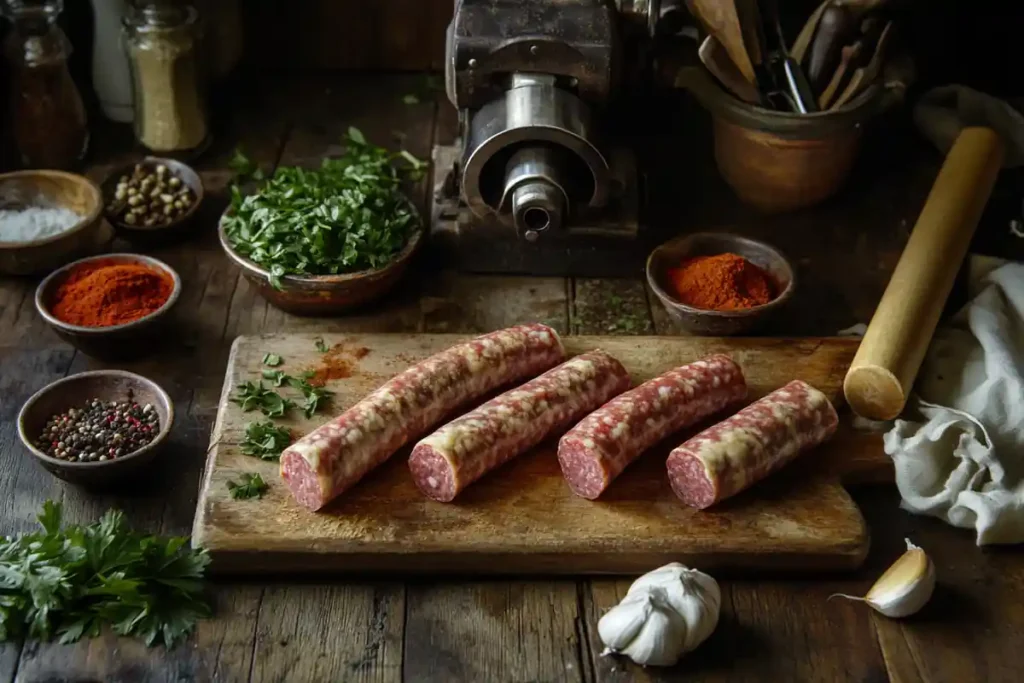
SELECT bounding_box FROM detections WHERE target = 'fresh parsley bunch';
[0,502,211,648]
[223,127,423,289]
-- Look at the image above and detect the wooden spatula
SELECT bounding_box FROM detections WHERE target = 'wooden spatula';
[831,19,893,110]
[699,35,762,104]
[686,0,757,85]
[818,40,863,109]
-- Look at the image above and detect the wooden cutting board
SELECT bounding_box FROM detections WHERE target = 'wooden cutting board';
[192,334,893,576]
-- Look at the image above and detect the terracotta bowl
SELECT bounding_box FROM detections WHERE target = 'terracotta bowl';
[646,232,795,336]
[683,64,907,213]
[35,253,182,360]
[100,157,205,245]
[218,207,421,316]
[17,370,174,489]
[0,170,112,275]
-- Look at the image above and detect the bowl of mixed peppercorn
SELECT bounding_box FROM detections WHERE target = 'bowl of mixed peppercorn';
[17,370,174,488]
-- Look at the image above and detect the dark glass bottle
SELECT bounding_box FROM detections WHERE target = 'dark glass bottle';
[3,0,88,169]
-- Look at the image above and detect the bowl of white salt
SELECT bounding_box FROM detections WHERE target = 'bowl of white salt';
[0,170,110,275]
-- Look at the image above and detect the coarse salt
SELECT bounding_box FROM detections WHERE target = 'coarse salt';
[0,205,83,243]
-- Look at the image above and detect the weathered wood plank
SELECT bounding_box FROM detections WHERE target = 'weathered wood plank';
[857,489,1024,683]
[249,583,404,683]
[403,582,586,683]
[242,0,450,71]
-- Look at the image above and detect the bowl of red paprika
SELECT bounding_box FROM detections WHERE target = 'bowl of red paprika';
[34,253,181,359]
[646,232,795,336]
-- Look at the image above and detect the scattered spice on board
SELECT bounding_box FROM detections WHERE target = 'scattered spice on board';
[50,260,174,327]
[306,343,370,387]
[0,204,83,243]
[36,397,160,462]
[667,253,776,311]
[106,162,196,227]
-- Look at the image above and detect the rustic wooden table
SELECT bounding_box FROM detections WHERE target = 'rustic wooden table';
[1,73,1021,683]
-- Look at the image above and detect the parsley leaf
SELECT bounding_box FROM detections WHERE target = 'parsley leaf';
[241,421,292,461]
[0,501,211,648]
[402,93,420,105]
[227,473,269,500]
[222,129,421,290]
[261,369,288,387]
[315,337,328,353]
[262,353,283,367]
[230,381,294,417]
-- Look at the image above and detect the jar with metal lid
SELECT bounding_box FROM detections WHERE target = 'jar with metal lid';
[2,0,89,169]
[123,0,210,158]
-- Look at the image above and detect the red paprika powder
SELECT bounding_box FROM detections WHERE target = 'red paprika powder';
[51,261,174,327]
[668,253,775,311]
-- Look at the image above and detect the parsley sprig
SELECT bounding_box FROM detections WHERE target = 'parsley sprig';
[241,420,292,460]
[230,381,295,418]
[222,128,423,289]
[228,473,269,500]
[0,501,211,648]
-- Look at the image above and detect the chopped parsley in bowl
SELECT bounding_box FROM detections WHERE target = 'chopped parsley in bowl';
[221,128,426,290]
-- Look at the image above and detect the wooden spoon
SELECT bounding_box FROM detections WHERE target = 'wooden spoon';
[818,40,863,109]
[699,35,762,104]
[831,19,894,110]
[686,0,757,84]
[791,0,832,64]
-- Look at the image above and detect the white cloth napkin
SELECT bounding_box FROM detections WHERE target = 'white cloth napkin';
[914,85,1024,168]
[883,263,1024,545]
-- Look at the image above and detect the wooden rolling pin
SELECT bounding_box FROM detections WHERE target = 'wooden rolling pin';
[843,127,1004,420]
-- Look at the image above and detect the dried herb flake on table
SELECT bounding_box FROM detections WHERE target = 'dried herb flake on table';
[221,127,425,289]
[0,501,211,648]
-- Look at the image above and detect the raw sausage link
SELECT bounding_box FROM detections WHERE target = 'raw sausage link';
[557,354,746,499]
[280,323,566,510]
[409,350,631,502]
[666,380,839,509]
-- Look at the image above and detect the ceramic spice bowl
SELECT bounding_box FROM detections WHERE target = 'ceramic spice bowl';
[0,169,112,275]
[34,252,182,360]
[646,232,795,336]
[17,370,175,489]
[100,157,204,244]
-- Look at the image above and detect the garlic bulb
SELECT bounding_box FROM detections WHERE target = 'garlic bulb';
[831,539,935,618]
[598,563,720,667]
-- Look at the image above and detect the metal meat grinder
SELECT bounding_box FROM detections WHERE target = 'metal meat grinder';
[430,0,686,276]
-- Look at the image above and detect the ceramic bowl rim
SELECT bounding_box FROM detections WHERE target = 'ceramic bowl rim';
[100,156,205,232]
[34,252,182,335]
[0,170,103,250]
[16,369,175,470]
[217,205,423,286]
[645,232,796,319]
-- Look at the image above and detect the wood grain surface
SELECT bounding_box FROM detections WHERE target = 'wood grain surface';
[1,71,1021,682]
[193,333,892,575]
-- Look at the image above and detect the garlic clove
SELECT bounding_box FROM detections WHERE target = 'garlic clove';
[598,591,656,653]
[831,538,936,618]
[619,590,688,667]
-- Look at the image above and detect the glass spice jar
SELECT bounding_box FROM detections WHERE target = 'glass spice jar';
[2,0,89,169]
[123,0,210,158]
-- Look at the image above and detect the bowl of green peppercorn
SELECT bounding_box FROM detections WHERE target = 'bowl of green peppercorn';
[17,370,174,489]
[101,158,204,244]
